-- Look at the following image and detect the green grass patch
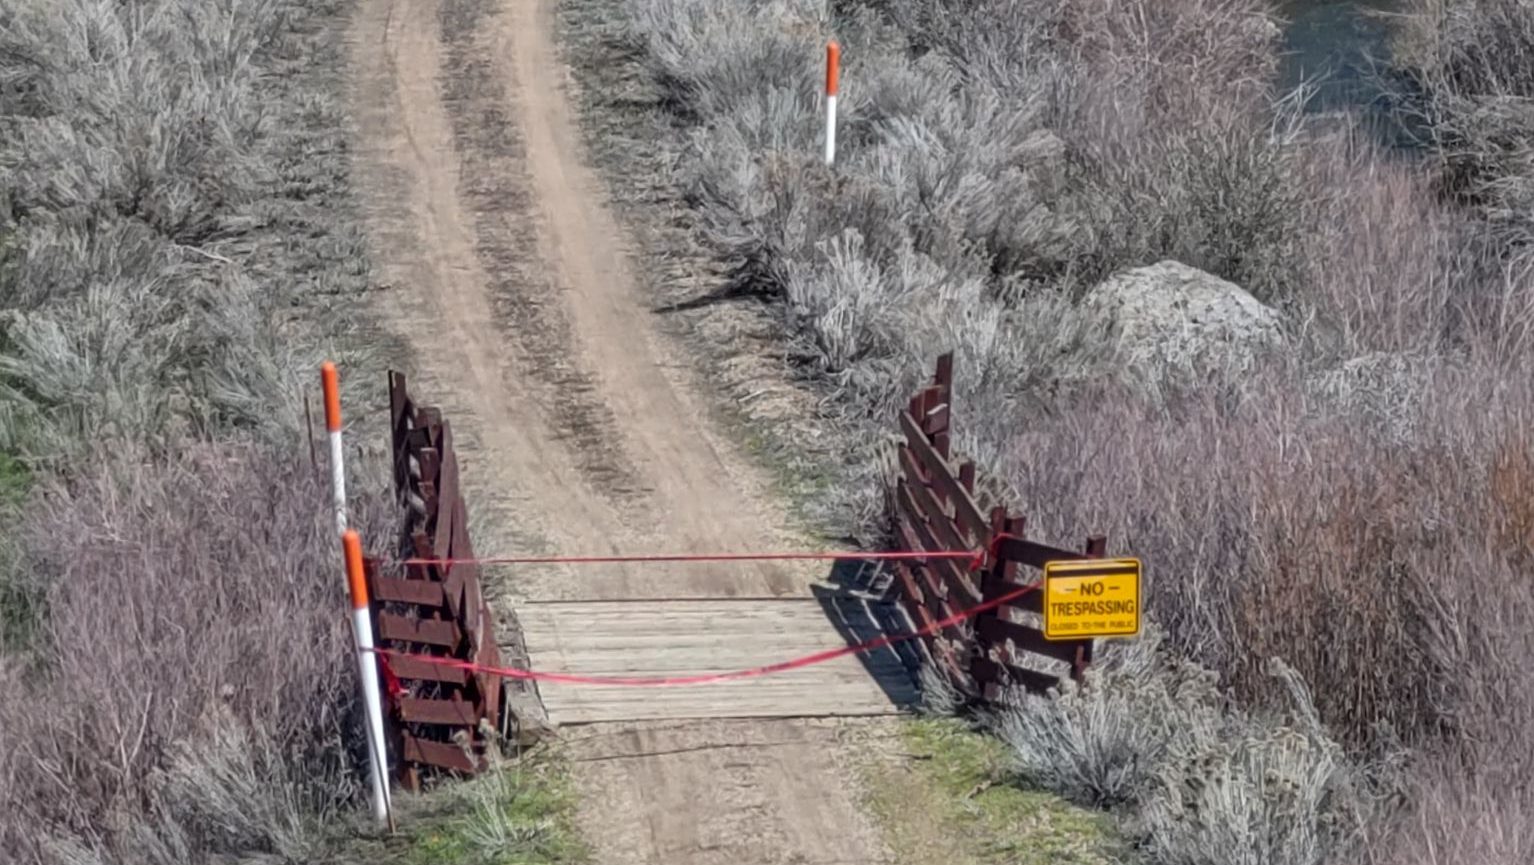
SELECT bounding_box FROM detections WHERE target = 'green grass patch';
[861,718,1123,865]
[403,768,585,865]
[355,751,588,865]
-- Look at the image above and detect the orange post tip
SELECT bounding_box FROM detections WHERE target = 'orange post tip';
[826,41,841,96]
[343,529,369,609]
[320,361,342,432]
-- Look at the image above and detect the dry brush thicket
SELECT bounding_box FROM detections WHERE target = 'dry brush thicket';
[602,0,1534,861]
[0,0,392,862]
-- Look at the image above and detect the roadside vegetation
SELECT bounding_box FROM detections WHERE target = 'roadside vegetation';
[0,0,464,862]
[858,716,1122,865]
[567,0,1534,861]
[382,749,587,865]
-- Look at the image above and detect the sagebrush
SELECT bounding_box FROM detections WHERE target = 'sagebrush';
[592,0,1534,860]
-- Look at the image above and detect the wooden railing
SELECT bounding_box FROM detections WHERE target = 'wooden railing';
[369,371,505,785]
[892,354,1102,699]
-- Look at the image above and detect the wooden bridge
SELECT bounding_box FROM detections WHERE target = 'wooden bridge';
[370,356,1106,777]
[520,596,919,724]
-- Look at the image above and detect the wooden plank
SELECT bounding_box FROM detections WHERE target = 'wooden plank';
[398,696,480,726]
[384,653,469,685]
[378,613,460,648]
[977,617,1083,665]
[475,625,503,730]
[971,656,1060,694]
[432,426,459,559]
[450,495,480,629]
[934,352,954,391]
[899,411,989,540]
[987,579,1044,613]
[922,403,950,436]
[896,482,982,602]
[890,558,926,607]
[411,531,445,585]
[521,599,923,724]
[402,733,479,773]
[995,536,1090,570]
[371,576,447,607]
[898,447,969,555]
[416,447,441,489]
[389,372,411,492]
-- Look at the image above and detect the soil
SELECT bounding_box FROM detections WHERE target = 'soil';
[346,0,896,860]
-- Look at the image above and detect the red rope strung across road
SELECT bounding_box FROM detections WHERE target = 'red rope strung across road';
[400,548,988,571]
[371,574,1038,689]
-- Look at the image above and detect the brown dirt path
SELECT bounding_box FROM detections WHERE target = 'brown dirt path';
[346,0,896,861]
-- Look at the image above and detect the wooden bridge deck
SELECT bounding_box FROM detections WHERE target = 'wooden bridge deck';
[518,596,920,724]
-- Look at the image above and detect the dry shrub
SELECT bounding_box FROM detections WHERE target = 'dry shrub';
[1354,759,1534,865]
[0,442,394,865]
[995,629,1379,865]
[991,357,1534,756]
[1394,0,1534,256]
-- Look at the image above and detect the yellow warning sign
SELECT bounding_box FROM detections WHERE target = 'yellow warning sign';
[1043,559,1141,640]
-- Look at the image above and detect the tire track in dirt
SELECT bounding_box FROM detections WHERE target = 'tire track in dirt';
[348,0,894,860]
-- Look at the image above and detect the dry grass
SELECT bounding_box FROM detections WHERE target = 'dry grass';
[0,443,396,865]
[1393,0,1534,257]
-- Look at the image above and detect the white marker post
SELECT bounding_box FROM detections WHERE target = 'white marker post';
[824,40,840,166]
[344,529,394,829]
[321,361,348,536]
[324,362,392,830]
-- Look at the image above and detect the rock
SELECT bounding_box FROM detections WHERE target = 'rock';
[1080,260,1282,385]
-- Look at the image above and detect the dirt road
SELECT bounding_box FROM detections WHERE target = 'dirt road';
[347,0,894,860]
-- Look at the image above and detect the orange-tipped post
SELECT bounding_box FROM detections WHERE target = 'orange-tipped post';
[321,361,342,433]
[826,40,841,97]
[322,361,348,535]
[824,41,841,166]
[344,529,368,610]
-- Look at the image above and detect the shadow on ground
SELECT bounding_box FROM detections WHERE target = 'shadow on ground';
[810,559,925,711]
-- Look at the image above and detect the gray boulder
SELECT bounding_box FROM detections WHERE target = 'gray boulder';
[1080,260,1282,385]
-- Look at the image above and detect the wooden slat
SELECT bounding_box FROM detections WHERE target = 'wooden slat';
[378,613,460,648]
[977,617,1083,665]
[898,447,970,555]
[475,625,503,728]
[383,653,469,685]
[432,427,459,562]
[450,495,479,628]
[402,733,479,773]
[899,411,989,540]
[398,696,480,726]
[389,372,411,491]
[934,352,954,390]
[922,404,950,436]
[411,531,445,585]
[971,656,1060,694]
[890,558,926,607]
[987,579,1044,613]
[896,481,982,602]
[995,536,1093,570]
[371,577,447,607]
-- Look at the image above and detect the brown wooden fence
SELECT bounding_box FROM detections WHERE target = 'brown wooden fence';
[892,353,1103,699]
[367,371,505,785]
